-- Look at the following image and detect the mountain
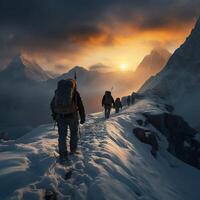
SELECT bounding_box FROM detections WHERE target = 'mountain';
[135,48,171,75]
[45,70,60,78]
[139,17,200,129]
[133,48,171,90]
[0,54,51,82]
[0,55,52,127]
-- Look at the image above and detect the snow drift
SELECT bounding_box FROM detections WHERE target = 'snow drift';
[0,98,200,200]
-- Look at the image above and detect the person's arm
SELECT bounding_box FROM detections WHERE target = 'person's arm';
[102,95,105,107]
[76,91,86,124]
[50,96,57,120]
[112,96,115,107]
[50,96,55,113]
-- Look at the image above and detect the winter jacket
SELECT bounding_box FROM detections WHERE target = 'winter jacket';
[102,94,115,107]
[115,100,122,109]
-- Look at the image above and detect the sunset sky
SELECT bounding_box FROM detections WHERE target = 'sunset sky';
[0,0,199,72]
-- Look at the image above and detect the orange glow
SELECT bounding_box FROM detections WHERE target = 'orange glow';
[120,63,128,71]
[24,19,196,73]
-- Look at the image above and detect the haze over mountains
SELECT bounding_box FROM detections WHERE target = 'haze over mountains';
[140,18,200,130]
[0,47,170,132]
[133,48,171,89]
[0,54,51,82]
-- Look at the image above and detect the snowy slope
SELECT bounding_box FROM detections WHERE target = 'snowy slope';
[139,18,200,129]
[0,99,200,200]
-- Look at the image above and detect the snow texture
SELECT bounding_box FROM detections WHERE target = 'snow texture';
[0,99,200,200]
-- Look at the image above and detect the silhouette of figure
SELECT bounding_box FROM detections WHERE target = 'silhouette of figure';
[50,79,85,162]
[127,95,131,106]
[102,91,115,119]
[114,98,122,113]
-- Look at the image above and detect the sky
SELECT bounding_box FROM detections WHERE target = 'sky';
[0,0,199,73]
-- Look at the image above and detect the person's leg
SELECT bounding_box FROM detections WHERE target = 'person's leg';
[107,106,111,118]
[116,107,119,113]
[57,118,68,158]
[104,107,107,118]
[69,116,79,153]
[105,106,109,119]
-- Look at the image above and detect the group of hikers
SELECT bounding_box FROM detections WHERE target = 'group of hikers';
[50,78,134,163]
[102,91,134,118]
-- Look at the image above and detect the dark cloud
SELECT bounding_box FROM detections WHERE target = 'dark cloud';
[0,0,199,68]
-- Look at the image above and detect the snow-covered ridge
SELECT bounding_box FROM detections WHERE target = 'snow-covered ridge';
[139,17,200,130]
[0,98,200,200]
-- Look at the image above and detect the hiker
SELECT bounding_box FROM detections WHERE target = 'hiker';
[50,79,85,161]
[102,91,115,119]
[131,93,135,105]
[127,95,131,106]
[114,97,122,113]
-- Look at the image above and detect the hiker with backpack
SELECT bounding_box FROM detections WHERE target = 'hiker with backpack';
[50,79,85,162]
[114,97,122,113]
[102,91,115,119]
[127,95,131,106]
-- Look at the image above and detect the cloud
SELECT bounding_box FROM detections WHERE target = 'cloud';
[0,0,199,69]
[53,64,69,72]
[89,63,112,72]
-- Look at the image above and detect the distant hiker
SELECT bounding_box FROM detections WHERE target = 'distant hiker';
[114,98,122,113]
[102,91,115,119]
[131,93,135,105]
[50,79,85,162]
[127,95,131,106]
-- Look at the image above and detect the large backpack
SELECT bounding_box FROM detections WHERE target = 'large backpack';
[104,91,113,105]
[54,79,77,114]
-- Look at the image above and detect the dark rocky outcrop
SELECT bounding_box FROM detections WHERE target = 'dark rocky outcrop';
[136,119,143,126]
[44,189,57,200]
[144,113,200,169]
[133,127,159,157]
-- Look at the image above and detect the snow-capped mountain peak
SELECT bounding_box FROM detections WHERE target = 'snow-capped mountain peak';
[1,54,51,82]
[139,17,200,129]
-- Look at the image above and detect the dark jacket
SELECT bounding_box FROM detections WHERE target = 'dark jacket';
[102,94,115,107]
[51,90,85,121]
[115,99,122,109]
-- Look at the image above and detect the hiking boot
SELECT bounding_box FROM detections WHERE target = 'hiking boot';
[59,156,68,164]
[59,153,68,164]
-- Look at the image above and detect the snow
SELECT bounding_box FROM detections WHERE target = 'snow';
[2,54,51,82]
[0,99,200,200]
[138,18,200,130]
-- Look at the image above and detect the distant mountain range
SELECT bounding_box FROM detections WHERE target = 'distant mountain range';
[0,47,170,128]
[139,17,200,130]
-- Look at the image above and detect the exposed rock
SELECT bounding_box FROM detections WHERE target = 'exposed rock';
[44,189,57,200]
[133,127,158,157]
[164,104,174,112]
[144,113,200,168]
[136,119,143,126]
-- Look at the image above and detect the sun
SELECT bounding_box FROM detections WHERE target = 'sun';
[120,63,128,71]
